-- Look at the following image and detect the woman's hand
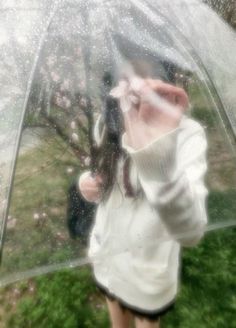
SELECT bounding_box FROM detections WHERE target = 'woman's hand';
[78,172,104,203]
[116,78,189,150]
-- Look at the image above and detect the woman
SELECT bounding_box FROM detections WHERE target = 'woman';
[79,76,208,328]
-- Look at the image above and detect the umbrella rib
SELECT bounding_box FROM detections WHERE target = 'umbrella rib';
[0,0,61,265]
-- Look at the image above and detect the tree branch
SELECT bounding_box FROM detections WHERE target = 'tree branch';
[40,108,88,160]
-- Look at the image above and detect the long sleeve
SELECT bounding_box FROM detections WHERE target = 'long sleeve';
[122,117,208,247]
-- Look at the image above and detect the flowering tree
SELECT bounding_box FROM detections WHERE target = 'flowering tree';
[26,34,100,170]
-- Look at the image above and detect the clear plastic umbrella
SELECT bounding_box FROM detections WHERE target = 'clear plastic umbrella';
[0,0,236,285]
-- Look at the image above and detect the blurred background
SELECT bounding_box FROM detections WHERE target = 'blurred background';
[0,0,235,327]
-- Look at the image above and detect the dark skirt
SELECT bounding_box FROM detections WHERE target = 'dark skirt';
[95,280,175,322]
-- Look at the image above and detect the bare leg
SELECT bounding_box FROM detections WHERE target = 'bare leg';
[134,317,160,328]
[106,297,133,328]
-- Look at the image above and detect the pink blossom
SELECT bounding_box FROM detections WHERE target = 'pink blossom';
[63,96,71,108]
[54,96,63,107]
[46,56,56,67]
[66,167,74,174]
[63,79,70,90]
[80,97,87,107]
[84,157,91,166]
[51,71,60,82]
[33,213,40,220]
[71,132,79,143]
[79,80,86,90]
[70,121,77,130]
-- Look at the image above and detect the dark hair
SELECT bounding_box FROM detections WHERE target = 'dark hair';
[94,72,136,201]
[96,64,181,201]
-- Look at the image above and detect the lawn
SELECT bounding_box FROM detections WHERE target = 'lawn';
[1,192,235,328]
[1,129,87,278]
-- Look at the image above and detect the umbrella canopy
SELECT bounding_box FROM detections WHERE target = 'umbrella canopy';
[0,0,236,285]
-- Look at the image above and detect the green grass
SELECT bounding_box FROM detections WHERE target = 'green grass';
[1,190,235,327]
[4,267,109,328]
[1,133,84,276]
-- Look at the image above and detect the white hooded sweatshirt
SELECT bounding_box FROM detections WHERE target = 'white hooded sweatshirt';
[80,114,208,311]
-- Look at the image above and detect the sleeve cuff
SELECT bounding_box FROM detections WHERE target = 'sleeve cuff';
[122,128,180,182]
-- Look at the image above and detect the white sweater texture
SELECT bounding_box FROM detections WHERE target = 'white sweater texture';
[80,115,208,311]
